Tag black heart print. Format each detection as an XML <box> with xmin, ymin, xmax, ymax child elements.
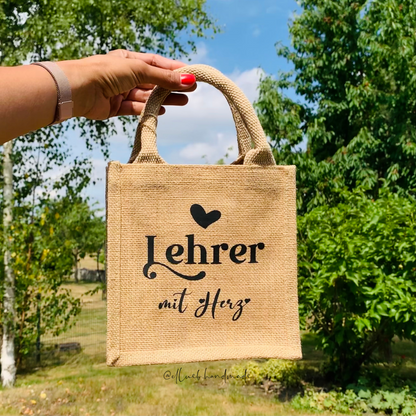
<box><xmin>190</xmin><ymin>204</ymin><xmax>221</xmax><ymax>229</ymax></box>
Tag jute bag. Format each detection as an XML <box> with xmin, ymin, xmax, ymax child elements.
<box><xmin>106</xmin><ymin>64</ymin><xmax>302</xmax><ymax>367</ymax></box>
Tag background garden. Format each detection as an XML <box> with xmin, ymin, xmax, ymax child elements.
<box><xmin>0</xmin><ymin>0</ymin><xmax>415</xmax><ymax>415</ymax></box>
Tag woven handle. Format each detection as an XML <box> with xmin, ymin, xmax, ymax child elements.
<box><xmin>129</xmin><ymin>83</ymin><xmax>253</xmax><ymax>162</ymax></box>
<box><xmin>128</xmin><ymin>64</ymin><xmax>276</xmax><ymax>166</ymax></box>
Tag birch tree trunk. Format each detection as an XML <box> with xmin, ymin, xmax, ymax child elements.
<box><xmin>1</xmin><ymin>140</ymin><xmax>16</xmax><ymax>387</ymax></box>
<box><xmin>73</xmin><ymin>252</ymin><xmax>79</xmax><ymax>282</ymax></box>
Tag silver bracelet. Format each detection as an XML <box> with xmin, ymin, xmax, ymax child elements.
<box><xmin>31</xmin><ymin>61</ymin><xmax>73</xmax><ymax>125</ymax></box>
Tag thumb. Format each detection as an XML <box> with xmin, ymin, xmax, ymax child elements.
<box><xmin>136</xmin><ymin>62</ymin><xmax>196</xmax><ymax>90</ymax></box>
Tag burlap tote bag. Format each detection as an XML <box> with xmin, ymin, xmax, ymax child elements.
<box><xmin>106</xmin><ymin>64</ymin><xmax>302</xmax><ymax>367</ymax></box>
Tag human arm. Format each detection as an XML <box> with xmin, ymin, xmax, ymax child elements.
<box><xmin>0</xmin><ymin>49</ymin><xmax>196</xmax><ymax>144</ymax></box>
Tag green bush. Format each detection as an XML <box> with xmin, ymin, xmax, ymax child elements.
<box><xmin>230</xmin><ymin>359</ymin><xmax>416</xmax><ymax>415</ymax></box>
<box><xmin>230</xmin><ymin>359</ymin><xmax>301</xmax><ymax>388</ymax></box>
<box><xmin>231</xmin><ymin>361</ymin><xmax>263</xmax><ymax>385</ymax></box>
<box><xmin>291</xmin><ymin>385</ymin><xmax>416</xmax><ymax>416</ymax></box>
<box><xmin>298</xmin><ymin>188</ymin><xmax>416</xmax><ymax>384</ymax></box>
<box><xmin>262</xmin><ymin>359</ymin><xmax>302</xmax><ymax>388</ymax></box>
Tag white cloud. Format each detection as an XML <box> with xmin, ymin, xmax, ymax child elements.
<box><xmin>179</xmin><ymin>133</ymin><xmax>238</xmax><ymax>164</ymax></box>
<box><xmin>252</xmin><ymin>28</ymin><xmax>261</xmax><ymax>37</ymax></box>
<box><xmin>153</xmin><ymin>66</ymin><xmax>264</xmax><ymax>164</ymax></box>
<box><xmin>76</xmin><ymin>45</ymin><xmax>266</xmax><ymax>206</ymax></box>
<box><xmin>229</xmin><ymin>67</ymin><xmax>264</xmax><ymax>102</ymax></box>
<box><xmin>84</xmin><ymin>158</ymin><xmax>108</xmax><ymax>203</ymax></box>
<box><xmin>182</xmin><ymin>42</ymin><xmax>213</xmax><ymax>65</ymax></box>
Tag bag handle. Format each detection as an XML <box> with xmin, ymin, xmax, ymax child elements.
<box><xmin>129</xmin><ymin>89</ymin><xmax>253</xmax><ymax>163</ymax></box>
<box><xmin>224</xmin><ymin>95</ymin><xmax>253</xmax><ymax>160</ymax></box>
<box><xmin>128</xmin><ymin>64</ymin><xmax>276</xmax><ymax>166</ymax></box>
<box><xmin>128</xmin><ymin>79</ymin><xmax>253</xmax><ymax>163</ymax></box>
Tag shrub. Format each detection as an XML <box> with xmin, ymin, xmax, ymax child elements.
<box><xmin>298</xmin><ymin>188</ymin><xmax>416</xmax><ymax>384</ymax></box>
<box><xmin>230</xmin><ymin>361</ymin><xmax>264</xmax><ymax>385</ymax></box>
<box><xmin>262</xmin><ymin>359</ymin><xmax>302</xmax><ymax>388</ymax></box>
<box><xmin>230</xmin><ymin>359</ymin><xmax>301</xmax><ymax>388</ymax></box>
<box><xmin>291</xmin><ymin>385</ymin><xmax>416</xmax><ymax>416</ymax></box>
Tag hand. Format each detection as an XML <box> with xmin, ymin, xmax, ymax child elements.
<box><xmin>57</xmin><ymin>49</ymin><xmax>197</xmax><ymax>120</ymax></box>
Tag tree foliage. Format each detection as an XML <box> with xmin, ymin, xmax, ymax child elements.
<box><xmin>0</xmin><ymin>0</ymin><xmax>217</xmax><ymax>64</ymax></box>
<box><xmin>0</xmin><ymin>0</ymin><xmax>217</xmax><ymax>366</ymax></box>
<box><xmin>298</xmin><ymin>188</ymin><xmax>416</xmax><ymax>384</ymax></box>
<box><xmin>10</xmin><ymin>201</ymin><xmax>81</xmax><ymax>363</ymax></box>
<box><xmin>256</xmin><ymin>0</ymin><xmax>416</xmax><ymax>213</ymax></box>
<box><xmin>53</xmin><ymin>198</ymin><xmax>106</xmax><ymax>281</ymax></box>
<box><xmin>0</xmin><ymin>194</ymin><xmax>106</xmax><ymax>362</ymax></box>
<box><xmin>255</xmin><ymin>0</ymin><xmax>416</xmax><ymax>382</ymax></box>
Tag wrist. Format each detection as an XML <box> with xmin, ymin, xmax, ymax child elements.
<box><xmin>56</xmin><ymin>58</ymin><xmax>96</xmax><ymax>118</ymax></box>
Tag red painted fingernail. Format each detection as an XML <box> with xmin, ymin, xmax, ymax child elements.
<box><xmin>180</xmin><ymin>74</ymin><xmax>196</xmax><ymax>85</ymax></box>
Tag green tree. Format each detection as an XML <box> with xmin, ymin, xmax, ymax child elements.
<box><xmin>255</xmin><ymin>0</ymin><xmax>416</xmax><ymax>384</ymax></box>
<box><xmin>6</xmin><ymin>196</ymin><xmax>105</xmax><ymax>367</ymax></box>
<box><xmin>11</xmin><ymin>201</ymin><xmax>82</xmax><ymax>367</ymax></box>
<box><xmin>256</xmin><ymin>0</ymin><xmax>416</xmax><ymax>213</ymax></box>
<box><xmin>298</xmin><ymin>188</ymin><xmax>416</xmax><ymax>384</ymax></box>
<box><xmin>0</xmin><ymin>0</ymin><xmax>217</xmax><ymax>386</ymax></box>
<box><xmin>53</xmin><ymin>199</ymin><xmax>105</xmax><ymax>282</ymax></box>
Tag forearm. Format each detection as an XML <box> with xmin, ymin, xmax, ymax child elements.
<box><xmin>0</xmin><ymin>51</ymin><xmax>196</xmax><ymax>143</ymax></box>
<box><xmin>0</xmin><ymin>65</ymin><xmax>58</xmax><ymax>143</ymax></box>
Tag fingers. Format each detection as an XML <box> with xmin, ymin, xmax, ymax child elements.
<box><xmin>108</xmin><ymin>49</ymin><xmax>187</xmax><ymax>70</ymax></box>
<box><xmin>178</xmin><ymin>83</ymin><xmax>197</xmax><ymax>93</ymax></box>
<box><xmin>136</xmin><ymin>83</ymin><xmax>197</xmax><ymax>93</ymax></box>
<box><xmin>109</xmin><ymin>95</ymin><xmax>124</xmax><ymax>118</ymax></box>
<box><xmin>127</xmin><ymin>59</ymin><xmax>196</xmax><ymax>91</ymax></box>
<box><xmin>127</xmin><ymin>88</ymin><xmax>190</xmax><ymax>106</ymax></box>
<box><xmin>117</xmin><ymin>101</ymin><xmax>166</xmax><ymax>117</ymax></box>
<box><xmin>133</xmin><ymin>52</ymin><xmax>187</xmax><ymax>70</ymax></box>
<box><xmin>162</xmin><ymin>94</ymin><xmax>189</xmax><ymax>106</ymax></box>
<box><xmin>102</xmin><ymin>52</ymin><xmax>197</xmax><ymax>94</ymax></box>
<box><xmin>116</xmin><ymin>91</ymin><xmax>189</xmax><ymax>117</ymax></box>
<box><xmin>90</xmin><ymin>51</ymin><xmax>197</xmax><ymax>120</ymax></box>
<box><xmin>145</xmin><ymin>68</ymin><xmax>196</xmax><ymax>91</ymax></box>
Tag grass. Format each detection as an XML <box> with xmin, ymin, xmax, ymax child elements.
<box><xmin>41</xmin><ymin>282</ymin><xmax>107</xmax><ymax>356</ymax></box>
<box><xmin>1</xmin><ymin>282</ymin><xmax>415</xmax><ymax>416</ymax></box>
<box><xmin>78</xmin><ymin>257</ymin><xmax>105</xmax><ymax>271</ymax></box>
<box><xmin>0</xmin><ymin>356</ymin><xmax>333</xmax><ymax>416</ymax></box>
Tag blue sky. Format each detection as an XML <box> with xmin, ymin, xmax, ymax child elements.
<box><xmin>69</xmin><ymin>0</ymin><xmax>300</xmax><ymax>207</ymax></box>
<box><xmin>195</xmin><ymin>0</ymin><xmax>298</xmax><ymax>75</ymax></box>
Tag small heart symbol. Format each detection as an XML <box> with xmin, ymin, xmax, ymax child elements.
<box><xmin>190</xmin><ymin>204</ymin><xmax>221</xmax><ymax>229</ymax></box>
<box><xmin>244</xmin><ymin>299</ymin><xmax>251</xmax><ymax>304</ymax></box>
